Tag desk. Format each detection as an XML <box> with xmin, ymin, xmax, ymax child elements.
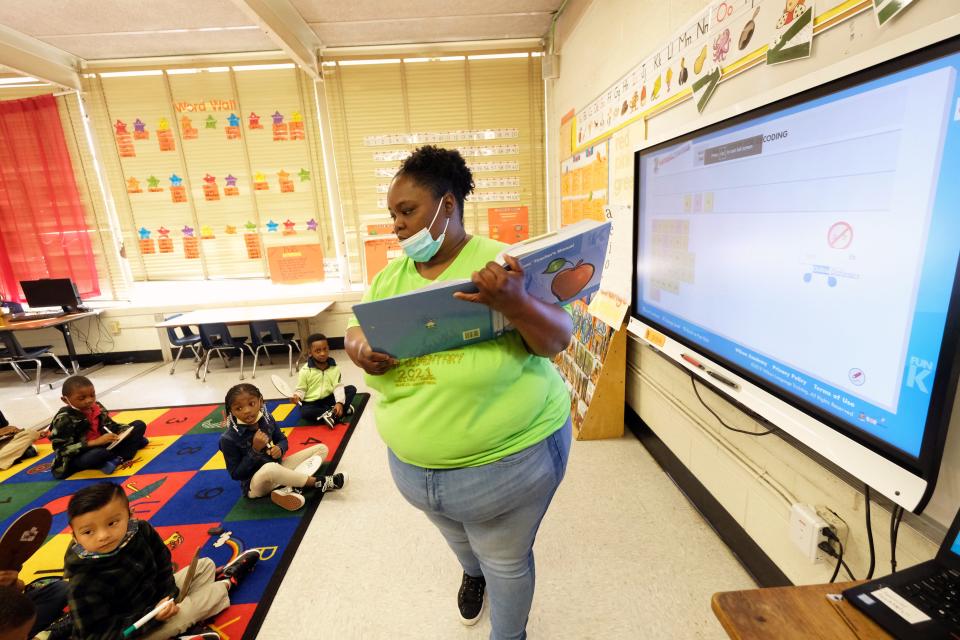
<box><xmin>153</xmin><ymin>302</ymin><xmax>332</xmax><ymax>328</ymax></box>
<box><xmin>712</xmin><ymin>581</ymin><xmax>890</xmax><ymax>639</ymax></box>
<box><xmin>154</xmin><ymin>302</ymin><xmax>332</xmax><ymax>359</ymax></box>
<box><xmin>1</xmin><ymin>310</ymin><xmax>103</xmax><ymax>374</ymax></box>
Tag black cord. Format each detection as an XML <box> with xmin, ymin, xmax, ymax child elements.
<box><xmin>865</xmin><ymin>484</ymin><xmax>876</xmax><ymax>579</ymax></box>
<box><xmin>821</xmin><ymin>538</ymin><xmax>856</xmax><ymax>583</ymax></box>
<box><xmin>828</xmin><ymin>541</ymin><xmax>843</xmax><ymax>583</ymax></box>
<box><xmin>690</xmin><ymin>377</ymin><xmax>777</xmax><ymax>436</ymax></box>
<box><xmin>890</xmin><ymin>505</ymin><xmax>904</xmax><ymax>574</ymax></box>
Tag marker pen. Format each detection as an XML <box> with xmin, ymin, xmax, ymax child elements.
<box><xmin>681</xmin><ymin>353</ymin><xmax>706</xmax><ymax>370</ymax></box>
<box><xmin>707</xmin><ymin>369</ymin><xmax>740</xmax><ymax>391</ymax></box>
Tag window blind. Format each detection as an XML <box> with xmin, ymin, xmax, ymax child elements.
<box><xmin>89</xmin><ymin>66</ymin><xmax>331</xmax><ymax>281</ymax></box>
<box><xmin>323</xmin><ymin>53</ymin><xmax>545</xmax><ymax>284</ymax></box>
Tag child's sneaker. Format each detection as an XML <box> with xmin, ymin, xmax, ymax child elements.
<box><xmin>177</xmin><ymin>623</ymin><xmax>221</xmax><ymax>639</ymax></box>
<box><xmin>317</xmin><ymin>472</ymin><xmax>347</xmax><ymax>493</ymax></box>
<box><xmin>271</xmin><ymin>486</ymin><xmax>305</xmax><ymax>511</ymax></box>
<box><xmin>215</xmin><ymin>549</ymin><xmax>260</xmax><ymax>588</ymax></box>
<box><xmin>99</xmin><ymin>456</ymin><xmax>122</xmax><ymax>475</ymax></box>
<box><xmin>319</xmin><ymin>408</ymin><xmax>337</xmax><ymax>428</ymax></box>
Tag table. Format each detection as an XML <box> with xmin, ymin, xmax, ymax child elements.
<box><xmin>712</xmin><ymin>581</ymin><xmax>891</xmax><ymax>639</ymax></box>
<box><xmin>1</xmin><ymin>310</ymin><xmax>103</xmax><ymax>375</ymax></box>
<box><xmin>154</xmin><ymin>301</ymin><xmax>332</xmax><ymax>333</ymax></box>
<box><xmin>155</xmin><ymin>301</ymin><xmax>333</xmax><ymax>380</ymax></box>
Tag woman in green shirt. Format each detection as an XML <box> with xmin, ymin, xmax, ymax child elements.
<box><xmin>346</xmin><ymin>146</ymin><xmax>572</xmax><ymax>640</ymax></box>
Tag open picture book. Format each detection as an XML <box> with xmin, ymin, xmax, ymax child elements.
<box><xmin>353</xmin><ymin>219</ymin><xmax>611</xmax><ymax>359</ymax></box>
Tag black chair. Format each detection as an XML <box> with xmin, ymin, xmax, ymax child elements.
<box><xmin>0</xmin><ymin>331</ymin><xmax>70</xmax><ymax>394</ymax></box>
<box><xmin>164</xmin><ymin>314</ymin><xmax>202</xmax><ymax>375</ymax></box>
<box><xmin>196</xmin><ymin>323</ymin><xmax>249</xmax><ymax>382</ymax></box>
<box><xmin>248</xmin><ymin>320</ymin><xmax>300</xmax><ymax>378</ymax></box>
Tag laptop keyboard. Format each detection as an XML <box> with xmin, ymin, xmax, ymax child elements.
<box><xmin>901</xmin><ymin>568</ymin><xmax>960</xmax><ymax>627</ymax></box>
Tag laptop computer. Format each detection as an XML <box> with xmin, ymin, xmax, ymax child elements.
<box><xmin>843</xmin><ymin>507</ymin><xmax>960</xmax><ymax>639</ymax></box>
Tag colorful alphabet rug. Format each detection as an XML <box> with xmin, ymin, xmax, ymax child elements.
<box><xmin>0</xmin><ymin>394</ymin><xmax>368</xmax><ymax>640</ymax></box>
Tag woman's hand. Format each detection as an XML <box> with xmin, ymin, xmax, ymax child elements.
<box><xmin>252</xmin><ymin>430</ymin><xmax>270</xmax><ymax>453</ymax></box>
<box><xmin>346</xmin><ymin>326</ymin><xmax>397</xmax><ymax>376</ymax></box>
<box><xmin>268</xmin><ymin>445</ymin><xmax>282</xmax><ymax>459</ymax></box>
<box><xmin>455</xmin><ymin>254</ymin><xmax>573</xmax><ymax>357</ymax></box>
<box><xmin>357</xmin><ymin>342</ymin><xmax>397</xmax><ymax>376</ymax></box>
<box><xmin>454</xmin><ymin>254</ymin><xmax>528</xmax><ymax>316</ymax></box>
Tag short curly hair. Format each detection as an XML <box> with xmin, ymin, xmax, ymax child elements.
<box><xmin>397</xmin><ymin>145</ymin><xmax>475</xmax><ymax>216</ymax></box>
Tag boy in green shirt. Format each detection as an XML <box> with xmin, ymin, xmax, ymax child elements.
<box><xmin>292</xmin><ymin>334</ymin><xmax>356</xmax><ymax>427</ymax></box>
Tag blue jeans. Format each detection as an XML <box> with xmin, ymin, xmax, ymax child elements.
<box><xmin>388</xmin><ymin>419</ymin><xmax>572</xmax><ymax>640</ymax></box>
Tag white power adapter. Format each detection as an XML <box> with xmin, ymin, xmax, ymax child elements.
<box><xmin>789</xmin><ymin>503</ymin><xmax>830</xmax><ymax>562</ymax></box>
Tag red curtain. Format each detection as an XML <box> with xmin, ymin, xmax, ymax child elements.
<box><xmin>0</xmin><ymin>94</ymin><xmax>100</xmax><ymax>303</ymax></box>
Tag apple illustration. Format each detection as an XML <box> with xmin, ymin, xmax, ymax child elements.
<box><xmin>547</xmin><ymin>258</ymin><xmax>595</xmax><ymax>301</ymax></box>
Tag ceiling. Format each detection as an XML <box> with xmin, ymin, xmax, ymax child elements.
<box><xmin>0</xmin><ymin>0</ymin><xmax>562</xmax><ymax>62</ymax></box>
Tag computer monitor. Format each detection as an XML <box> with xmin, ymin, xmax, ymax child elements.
<box><xmin>19</xmin><ymin>278</ymin><xmax>83</xmax><ymax>312</ymax></box>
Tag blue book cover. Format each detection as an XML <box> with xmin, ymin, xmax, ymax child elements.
<box><xmin>352</xmin><ymin>280</ymin><xmax>507</xmax><ymax>359</ymax></box>
<box><xmin>504</xmin><ymin>220</ymin><xmax>611</xmax><ymax>306</ymax></box>
<box><xmin>354</xmin><ymin>220</ymin><xmax>611</xmax><ymax>359</ymax></box>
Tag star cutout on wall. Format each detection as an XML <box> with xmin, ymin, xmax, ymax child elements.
<box><xmin>137</xmin><ymin>227</ymin><xmax>151</xmax><ymax>239</ymax></box>
<box><xmin>225</xmin><ymin>174</ymin><xmax>238</xmax><ymax>186</ymax></box>
<box><xmin>298</xmin><ymin>168</ymin><xmax>310</xmax><ymax>182</ymax></box>
<box><xmin>146</xmin><ymin>175</ymin><xmax>160</xmax><ymax>189</ymax></box>
<box><xmin>271</xmin><ymin>111</ymin><xmax>284</xmax><ymax>125</ymax></box>
<box><xmin>244</xmin><ymin>221</ymin><xmax>257</xmax><ymax>231</ymax></box>
<box><xmin>227</xmin><ymin>113</ymin><xmax>240</xmax><ymax>127</ymax></box>
<box><xmin>225</xmin><ymin>225</ymin><xmax>237</xmax><ymax>234</ymax></box>
<box><xmin>306</xmin><ymin>218</ymin><xmax>318</xmax><ymax>231</ymax></box>
<box><xmin>266</xmin><ymin>220</ymin><xmax>279</xmax><ymax>232</ymax></box>
<box><xmin>169</xmin><ymin>174</ymin><xmax>183</xmax><ymax>186</ymax></box>
<box><xmin>158</xmin><ymin>226</ymin><xmax>171</xmax><ymax>237</ymax></box>
<box><xmin>182</xmin><ymin>225</ymin><xmax>195</xmax><ymax>237</ymax></box>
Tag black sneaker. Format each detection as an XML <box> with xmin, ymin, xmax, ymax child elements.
<box><xmin>317</xmin><ymin>472</ymin><xmax>347</xmax><ymax>493</ymax></box>
<box><xmin>458</xmin><ymin>572</ymin><xmax>485</xmax><ymax>626</ymax></box>
<box><xmin>12</xmin><ymin>445</ymin><xmax>37</xmax><ymax>464</ymax></box>
<box><xmin>177</xmin><ymin>624</ymin><xmax>221</xmax><ymax>640</ymax></box>
<box><xmin>319</xmin><ymin>408</ymin><xmax>337</xmax><ymax>428</ymax></box>
<box><xmin>216</xmin><ymin>549</ymin><xmax>260</xmax><ymax>588</ymax></box>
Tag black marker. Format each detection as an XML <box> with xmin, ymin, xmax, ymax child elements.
<box><xmin>707</xmin><ymin>369</ymin><xmax>740</xmax><ymax>391</ymax></box>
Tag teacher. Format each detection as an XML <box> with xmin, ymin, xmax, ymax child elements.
<box><xmin>345</xmin><ymin>145</ymin><xmax>573</xmax><ymax>640</ymax></box>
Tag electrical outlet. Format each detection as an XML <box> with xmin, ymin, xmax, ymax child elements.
<box><xmin>109</xmin><ymin>320</ymin><xmax>121</xmax><ymax>335</ymax></box>
<box><xmin>790</xmin><ymin>503</ymin><xmax>830</xmax><ymax>562</ymax></box>
<box><xmin>816</xmin><ymin>505</ymin><xmax>850</xmax><ymax>548</ymax></box>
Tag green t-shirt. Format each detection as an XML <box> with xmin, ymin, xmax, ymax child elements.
<box><xmin>348</xmin><ymin>235</ymin><xmax>571</xmax><ymax>468</ymax></box>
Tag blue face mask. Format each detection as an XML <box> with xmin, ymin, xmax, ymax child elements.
<box><xmin>400</xmin><ymin>197</ymin><xmax>448</xmax><ymax>262</ymax></box>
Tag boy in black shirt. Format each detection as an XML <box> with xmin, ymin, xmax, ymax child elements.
<box><xmin>64</xmin><ymin>482</ymin><xmax>258</xmax><ymax>640</ymax></box>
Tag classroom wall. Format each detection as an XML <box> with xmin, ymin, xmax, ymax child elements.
<box><xmin>548</xmin><ymin>0</ymin><xmax>960</xmax><ymax>585</ymax></box>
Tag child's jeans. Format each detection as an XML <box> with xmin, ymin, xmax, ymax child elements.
<box><xmin>247</xmin><ymin>443</ymin><xmax>329</xmax><ymax>498</ymax></box>
<box><xmin>61</xmin><ymin>421</ymin><xmax>148</xmax><ymax>477</ymax></box>
<box><xmin>300</xmin><ymin>385</ymin><xmax>357</xmax><ymax>423</ymax></box>
<box><xmin>141</xmin><ymin>558</ymin><xmax>230</xmax><ymax>640</ymax></box>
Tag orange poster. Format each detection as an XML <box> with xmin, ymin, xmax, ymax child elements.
<box><xmin>183</xmin><ymin>237</ymin><xmax>200</xmax><ymax>259</ymax></box>
<box><xmin>244</xmin><ymin>233</ymin><xmax>261</xmax><ymax>259</ymax></box>
<box><xmin>267</xmin><ymin>244</ymin><xmax>324</xmax><ymax>284</ymax></box>
<box><xmin>487</xmin><ymin>206</ymin><xmax>529</xmax><ymax>244</ymax></box>
<box><xmin>363</xmin><ymin>236</ymin><xmax>402</xmax><ymax>284</ymax></box>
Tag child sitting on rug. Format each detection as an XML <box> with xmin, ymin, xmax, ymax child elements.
<box><xmin>220</xmin><ymin>383</ymin><xmax>347</xmax><ymax>512</ymax></box>
<box><xmin>64</xmin><ymin>482</ymin><xmax>259</xmax><ymax>640</ymax></box>
<box><xmin>291</xmin><ymin>333</ymin><xmax>357</xmax><ymax>428</ymax></box>
<box><xmin>49</xmin><ymin>376</ymin><xmax>150</xmax><ymax>479</ymax></box>
<box><xmin>0</xmin><ymin>409</ymin><xmax>45</xmax><ymax>471</ymax></box>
